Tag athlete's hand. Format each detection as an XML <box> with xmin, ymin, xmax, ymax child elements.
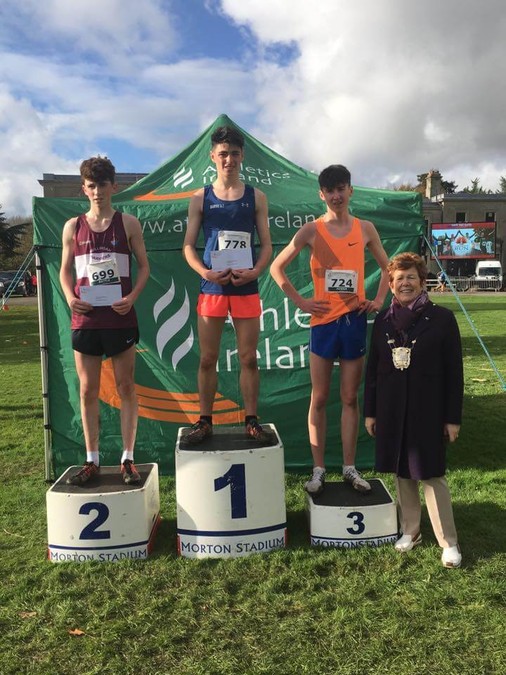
<box><xmin>298</xmin><ymin>298</ymin><xmax>330</xmax><ymax>317</ymax></box>
<box><xmin>112</xmin><ymin>296</ymin><xmax>134</xmax><ymax>315</ymax></box>
<box><xmin>230</xmin><ymin>268</ymin><xmax>258</xmax><ymax>286</ymax></box>
<box><xmin>358</xmin><ymin>298</ymin><xmax>382</xmax><ymax>315</ymax></box>
<box><xmin>204</xmin><ymin>269</ymin><xmax>232</xmax><ymax>286</ymax></box>
<box><xmin>69</xmin><ymin>297</ymin><xmax>93</xmax><ymax>315</ymax></box>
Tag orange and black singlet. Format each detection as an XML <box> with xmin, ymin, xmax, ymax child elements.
<box><xmin>309</xmin><ymin>216</ymin><xmax>365</xmax><ymax>327</ymax></box>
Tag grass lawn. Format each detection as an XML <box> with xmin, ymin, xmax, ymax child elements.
<box><xmin>0</xmin><ymin>297</ymin><xmax>505</xmax><ymax>675</ymax></box>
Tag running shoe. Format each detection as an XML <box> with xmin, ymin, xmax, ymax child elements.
<box><xmin>245</xmin><ymin>418</ymin><xmax>275</xmax><ymax>443</ymax></box>
<box><xmin>121</xmin><ymin>459</ymin><xmax>141</xmax><ymax>485</ymax></box>
<box><xmin>343</xmin><ymin>467</ymin><xmax>371</xmax><ymax>493</ymax></box>
<box><xmin>66</xmin><ymin>462</ymin><xmax>100</xmax><ymax>486</ymax></box>
<box><xmin>184</xmin><ymin>419</ymin><xmax>213</xmax><ymax>444</ymax></box>
<box><xmin>305</xmin><ymin>466</ymin><xmax>326</xmax><ymax>495</ymax></box>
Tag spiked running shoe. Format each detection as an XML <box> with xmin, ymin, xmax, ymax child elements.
<box><xmin>343</xmin><ymin>466</ymin><xmax>371</xmax><ymax>493</ymax></box>
<box><xmin>121</xmin><ymin>459</ymin><xmax>141</xmax><ymax>485</ymax></box>
<box><xmin>184</xmin><ymin>419</ymin><xmax>213</xmax><ymax>444</ymax></box>
<box><xmin>305</xmin><ymin>466</ymin><xmax>326</xmax><ymax>495</ymax></box>
<box><xmin>246</xmin><ymin>418</ymin><xmax>275</xmax><ymax>443</ymax></box>
<box><xmin>66</xmin><ymin>462</ymin><xmax>100</xmax><ymax>486</ymax></box>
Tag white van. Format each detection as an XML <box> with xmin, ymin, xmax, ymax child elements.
<box><xmin>474</xmin><ymin>260</ymin><xmax>503</xmax><ymax>290</ymax></box>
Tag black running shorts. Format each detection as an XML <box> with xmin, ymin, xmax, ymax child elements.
<box><xmin>71</xmin><ymin>327</ymin><xmax>139</xmax><ymax>357</ymax></box>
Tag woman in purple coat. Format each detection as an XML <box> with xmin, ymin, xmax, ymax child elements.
<box><xmin>364</xmin><ymin>253</ymin><xmax>463</xmax><ymax>568</ymax></box>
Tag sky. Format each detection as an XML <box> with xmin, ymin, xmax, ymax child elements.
<box><xmin>1</xmin><ymin>0</ymin><xmax>506</xmax><ymax>216</ymax></box>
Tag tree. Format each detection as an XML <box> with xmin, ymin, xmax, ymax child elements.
<box><xmin>496</xmin><ymin>176</ymin><xmax>506</xmax><ymax>194</ymax></box>
<box><xmin>0</xmin><ymin>207</ymin><xmax>26</xmax><ymax>257</ymax></box>
<box><xmin>0</xmin><ymin>209</ymin><xmax>31</xmax><ymax>269</ymax></box>
<box><xmin>392</xmin><ymin>183</ymin><xmax>419</xmax><ymax>192</ymax></box>
<box><xmin>462</xmin><ymin>178</ymin><xmax>492</xmax><ymax>194</ymax></box>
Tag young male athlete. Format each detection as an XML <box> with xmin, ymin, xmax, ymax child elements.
<box><xmin>270</xmin><ymin>164</ymin><xmax>389</xmax><ymax>493</ymax></box>
<box><xmin>183</xmin><ymin>125</ymin><xmax>273</xmax><ymax>443</ymax></box>
<box><xmin>60</xmin><ymin>157</ymin><xmax>150</xmax><ymax>485</ymax></box>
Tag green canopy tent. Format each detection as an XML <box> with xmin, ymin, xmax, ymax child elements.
<box><xmin>33</xmin><ymin>113</ymin><xmax>424</xmax><ymax>478</ymax></box>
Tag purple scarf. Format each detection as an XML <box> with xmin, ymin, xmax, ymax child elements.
<box><xmin>384</xmin><ymin>290</ymin><xmax>430</xmax><ymax>342</ymax></box>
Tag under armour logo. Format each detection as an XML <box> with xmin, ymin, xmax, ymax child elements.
<box><xmin>241</xmin><ymin>202</ymin><xmax>250</xmax><ymax>208</ymax></box>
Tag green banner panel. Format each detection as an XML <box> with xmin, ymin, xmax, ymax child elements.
<box><xmin>33</xmin><ymin>114</ymin><xmax>424</xmax><ymax>477</ymax></box>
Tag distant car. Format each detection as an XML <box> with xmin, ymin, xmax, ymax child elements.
<box><xmin>0</xmin><ymin>271</ymin><xmax>28</xmax><ymax>296</ymax></box>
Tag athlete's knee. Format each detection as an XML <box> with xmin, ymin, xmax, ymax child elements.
<box><xmin>199</xmin><ymin>352</ymin><xmax>219</xmax><ymax>371</ymax></box>
<box><xmin>341</xmin><ymin>390</ymin><xmax>359</xmax><ymax>408</ymax></box>
<box><xmin>310</xmin><ymin>389</ymin><xmax>329</xmax><ymax>411</ymax></box>
<box><xmin>238</xmin><ymin>350</ymin><xmax>258</xmax><ymax>371</ymax></box>
<box><xmin>116</xmin><ymin>378</ymin><xmax>136</xmax><ymax>401</ymax></box>
<box><xmin>79</xmin><ymin>382</ymin><xmax>100</xmax><ymax>404</ymax></box>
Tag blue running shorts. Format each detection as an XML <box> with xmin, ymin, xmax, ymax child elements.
<box><xmin>309</xmin><ymin>310</ymin><xmax>367</xmax><ymax>360</ymax></box>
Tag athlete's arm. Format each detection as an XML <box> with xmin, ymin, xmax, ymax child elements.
<box><xmin>59</xmin><ymin>217</ymin><xmax>93</xmax><ymax>315</ymax></box>
<box><xmin>112</xmin><ymin>214</ymin><xmax>150</xmax><ymax>315</ymax></box>
<box><xmin>359</xmin><ymin>220</ymin><xmax>389</xmax><ymax>314</ymax></box>
<box><xmin>270</xmin><ymin>222</ymin><xmax>330</xmax><ymax>317</ymax></box>
<box><xmin>230</xmin><ymin>188</ymin><xmax>272</xmax><ymax>286</ymax></box>
<box><xmin>183</xmin><ymin>189</ymin><xmax>232</xmax><ymax>286</ymax></box>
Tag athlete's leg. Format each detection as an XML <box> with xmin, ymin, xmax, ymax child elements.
<box><xmin>308</xmin><ymin>352</ymin><xmax>334</xmax><ymax>468</ymax></box>
<box><xmin>74</xmin><ymin>351</ymin><xmax>102</xmax><ymax>454</ymax></box>
<box><xmin>233</xmin><ymin>317</ymin><xmax>261</xmax><ymax>415</ymax></box>
<box><xmin>111</xmin><ymin>344</ymin><xmax>138</xmax><ymax>453</ymax></box>
<box><xmin>339</xmin><ymin>356</ymin><xmax>364</xmax><ymax>465</ymax></box>
<box><xmin>197</xmin><ymin>315</ymin><xmax>226</xmax><ymax>415</ymax></box>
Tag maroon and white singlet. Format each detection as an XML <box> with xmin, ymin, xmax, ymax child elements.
<box><xmin>71</xmin><ymin>211</ymin><xmax>138</xmax><ymax>330</ymax></box>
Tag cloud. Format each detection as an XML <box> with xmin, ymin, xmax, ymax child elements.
<box><xmin>2</xmin><ymin>0</ymin><xmax>506</xmax><ymax>216</ymax></box>
<box><xmin>219</xmin><ymin>0</ymin><xmax>506</xmax><ymax>191</ymax></box>
<box><xmin>0</xmin><ymin>0</ymin><xmax>177</xmax><ymax>71</ymax></box>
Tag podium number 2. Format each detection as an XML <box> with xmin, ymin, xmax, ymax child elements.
<box><xmin>346</xmin><ymin>511</ymin><xmax>365</xmax><ymax>535</ymax></box>
<box><xmin>214</xmin><ymin>464</ymin><xmax>247</xmax><ymax>519</ymax></box>
<box><xmin>79</xmin><ymin>502</ymin><xmax>111</xmax><ymax>540</ymax></box>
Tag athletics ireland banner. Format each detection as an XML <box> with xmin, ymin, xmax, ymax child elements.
<box><xmin>33</xmin><ymin>114</ymin><xmax>424</xmax><ymax>477</ymax></box>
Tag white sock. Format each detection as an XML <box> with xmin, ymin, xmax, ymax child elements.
<box><xmin>86</xmin><ymin>451</ymin><xmax>99</xmax><ymax>466</ymax></box>
<box><xmin>121</xmin><ymin>450</ymin><xmax>134</xmax><ymax>463</ymax></box>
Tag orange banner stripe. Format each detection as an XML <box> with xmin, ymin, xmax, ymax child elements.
<box><xmin>133</xmin><ymin>189</ymin><xmax>198</xmax><ymax>202</ymax></box>
<box><xmin>137</xmin><ymin>396</ymin><xmax>241</xmax><ymax>413</ymax></box>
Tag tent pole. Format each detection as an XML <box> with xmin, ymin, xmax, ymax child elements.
<box><xmin>35</xmin><ymin>251</ymin><xmax>53</xmax><ymax>481</ymax></box>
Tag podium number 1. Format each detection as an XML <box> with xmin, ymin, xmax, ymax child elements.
<box><xmin>214</xmin><ymin>464</ymin><xmax>247</xmax><ymax>519</ymax></box>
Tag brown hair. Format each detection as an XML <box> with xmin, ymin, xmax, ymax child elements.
<box><xmin>387</xmin><ymin>252</ymin><xmax>428</xmax><ymax>283</ymax></box>
<box><xmin>80</xmin><ymin>156</ymin><xmax>115</xmax><ymax>184</ymax></box>
<box><xmin>211</xmin><ymin>126</ymin><xmax>244</xmax><ymax>149</ymax></box>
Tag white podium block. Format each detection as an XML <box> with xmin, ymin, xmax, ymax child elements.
<box><xmin>46</xmin><ymin>463</ymin><xmax>161</xmax><ymax>562</ymax></box>
<box><xmin>307</xmin><ymin>479</ymin><xmax>398</xmax><ymax>548</ymax></box>
<box><xmin>176</xmin><ymin>424</ymin><xmax>287</xmax><ymax>559</ymax></box>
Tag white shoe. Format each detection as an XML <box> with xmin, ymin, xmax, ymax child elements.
<box><xmin>305</xmin><ymin>467</ymin><xmax>326</xmax><ymax>495</ymax></box>
<box><xmin>343</xmin><ymin>466</ymin><xmax>371</xmax><ymax>493</ymax></box>
<box><xmin>394</xmin><ymin>532</ymin><xmax>422</xmax><ymax>552</ymax></box>
<box><xmin>441</xmin><ymin>546</ymin><xmax>462</xmax><ymax>568</ymax></box>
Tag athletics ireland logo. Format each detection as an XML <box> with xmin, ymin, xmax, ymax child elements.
<box><xmin>153</xmin><ymin>279</ymin><xmax>194</xmax><ymax>369</ymax></box>
<box><xmin>173</xmin><ymin>165</ymin><xmax>194</xmax><ymax>190</ymax></box>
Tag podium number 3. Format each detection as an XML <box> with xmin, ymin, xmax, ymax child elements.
<box><xmin>346</xmin><ymin>511</ymin><xmax>365</xmax><ymax>535</ymax></box>
<box><xmin>79</xmin><ymin>502</ymin><xmax>111</xmax><ymax>540</ymax></box>
<box><xmin>214</xmin><ymin>464</ymin><xmax>247</xmax><ymax>519</ymax></box>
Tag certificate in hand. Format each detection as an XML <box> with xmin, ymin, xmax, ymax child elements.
<box><xmin>80</xmin><ymin>284</ymin><xmax>123</xmax><ymax>307</ymax></box>
<box><xmin>211</xmin><ymin>248</ymin><xmax>253</xmax><ymax>271</ymax></box>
